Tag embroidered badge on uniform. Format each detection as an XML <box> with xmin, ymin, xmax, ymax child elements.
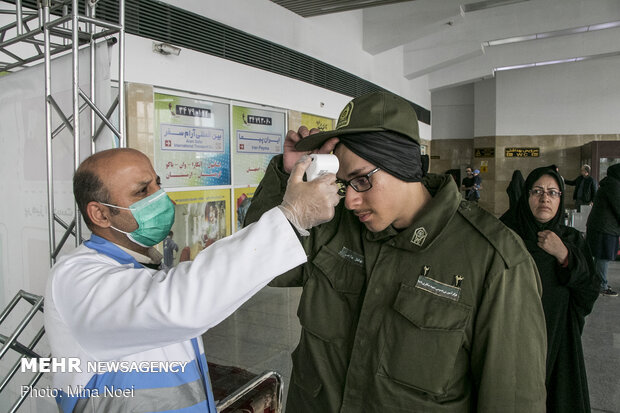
<box><xmin>459</xmin><ymin>201</ymin><xmax>471</xmax><ymax>211</ymax></box>
<box><xmin>411</xmin><ymin>227</ymin><xmax>428</xmax><ymax>246</ymax></box>
<box><xmin>338</xmin><ymin>246</ymin><xmax>364</xmax><ymax>266</ymax></box>
<box><xmin>415</xmin><ymin>266</ymin><xmax>461</xmax><ymax>301</ymax></box>
<box><xmin>336</xmin><ymin>101</ymin><xmax>354</xmax><ymax>129</ymax></box>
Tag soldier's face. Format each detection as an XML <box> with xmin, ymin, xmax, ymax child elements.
<box><xmin>334</xmin><ymin>145</ymin><xmax>413</xmax><ymax>232</ymax></box>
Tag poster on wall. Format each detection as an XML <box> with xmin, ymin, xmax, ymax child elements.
<box><xmin>232</xmin><ymin>105</ymin><xmax>285</xmax><ymax>185</ymax></box>
<box><xmin>234</xmin><ymin>186</ymin><xmax>256</xmax><ymax>232</ymax></box>
<box><xmin>163</xmin><ymin>189</ymin><xmax>231</xmax><ymax>266</ymax></box>
<box><xmin>154</xmin><ymin>92</ymin><xmax>231</xmax><ymax>187</ymax></box>
<box><xmin>301</xmin><ymin>113</ymin><xmax>334</xmax><ymax>132</ymax></box>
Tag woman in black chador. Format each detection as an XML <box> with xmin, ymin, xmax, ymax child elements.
<box><xmin>500</xmin><ymin>165</ymin><xmax>600</xmax><ymax>413</ymax></box>
<box><xmin>506</xmin><ymin>169</ymin><xmax>525</xmax><ymax>210</ymax></box>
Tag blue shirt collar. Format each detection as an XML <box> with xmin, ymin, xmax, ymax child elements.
<box><xmin>84</xmin><ymin>234</ymin><xmax>144</xmax><ymax>269</ymax></box>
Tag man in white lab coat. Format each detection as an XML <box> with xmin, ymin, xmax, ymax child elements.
<box><xmin>44</xmin><ymin>148</ymin><xmax>339</xmax><ymax>413</ymax></box>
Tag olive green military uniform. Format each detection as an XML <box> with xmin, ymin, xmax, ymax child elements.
<box><xmin>245</xmin><ymin>155</ymin><xmax>547</xmax><ymax>413</ymax></box>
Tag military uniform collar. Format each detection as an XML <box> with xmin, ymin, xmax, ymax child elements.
<box><xmin>364</xmin><ymin>173</ymin><xmax>461</xmax><ymax>250</ymax></box>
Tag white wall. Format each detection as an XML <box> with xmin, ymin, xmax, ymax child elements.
<box><xmin>434</xmin><ymin>55</ymin><xmax>620</xmax><ymax>139</ymax></box>
<box><xmin>431</xmin><ymin>84</ymin><xmax>474</xmax><ymax>140</ymax></box>
<box><xmin>496</xmin><ymin>56</ymin><xmax>620</xmax><ymax>135</ymax></box>
<box><xmin>474</xmin><ymin>78</ymin><xmax>497</xmax><ymax>137</ymax></box>
<box><xmin>115</xmin><ymin>35</ymin><xmax>350</xmax><ymax>121</ymax></box>
<box><xmin>110</xmin><ymin>0</ymin><xmax>432</xmax><ymax>140</ymax></box>
<box><xmin>159</xmin><ymin>0</ymin><xmax>371</xmax><ymax>85</ymax></box>
<box><xmin>164</xmin><ymin>0</ymin><xmax>372</xmax><ymax>78</ymax></box>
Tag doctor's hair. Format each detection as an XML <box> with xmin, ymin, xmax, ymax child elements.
<box><xmin>73</xmin><ymin>167</ymin><xmax>118</xmax><ymax>229</ymax></box>
<box><xmin>582</xmin><ymin>164</ymin><xmax>591</xmax><ymax>174</ymax></box>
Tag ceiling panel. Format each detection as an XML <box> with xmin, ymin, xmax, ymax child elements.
<box><xmin>269</xmin><ymin>0</ymin><xmax>416</xmax><ymax>17</ymax></box>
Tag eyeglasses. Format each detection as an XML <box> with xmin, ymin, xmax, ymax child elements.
<box><xmin>336</xmin><ymin>167</ymin><xmax>380</xmax><ymax>196</ymax></box>
<box><xmin>529</xmin><ymin>188</ymin><xmax>562</xmax><ymax>199</ymax></box>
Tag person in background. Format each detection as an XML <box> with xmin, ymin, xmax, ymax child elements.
<box><xmin>203</xmin><ymin>202</ymin><xmax>222</xmax><ymax>249</ymax></box>
<box><xmin>236</xmin><ymin>193</ymin><xmax>252</xmax><ymax>230</ymax></box>
<box><xmin>550</xmin><ymin>164</ymin><xmax>565</xmax><ymax>185</ymax></box>
<box><xmin>501</xmin><ymin>165</ymin><xmax>600</xmax><ymax>413</ymax></box>
<box><xmin>245</xmin><ymin>91</ymin><xmax>547</xmax><ymax>412</ymax></box>
<box><xmin>461</xmin><ymin>166</ymin><xmax>475</xmax><ymax>200</ymax></box>
<box><xmin>462</xmin><ymin>167</ymin><xmax>481</xmax><ymax>202</ymax></box>
<box><xmin>44</xmin><ymin>148</ymin><xmax>340</xmax><ymax>413</ymax></box>
<box><xmin>471</xmin><ymin>169</ymin><xmax>482</xmax><ymax>201</ymax></box>
<box><xmin>420</xmin><ymin>153</ymin><xmax>429</xmax><ymax>175</ymax></box>
<box><xmin>586</xmin><ymin>163</ymin><xmax>620</xmax><ymax>297</ymax></box>
<box><xmin>565</xmin><ymin>164</ymin><xmax>597</xmax><ymax>210</ymax></box>
<box><xmin>162</xmin><ymin>230</ymin><xmax>178</xmax><ymax>269</ymax></box>
<box><xmin>506</xmin><ymin>169</ymin><xmax>525</xmax><ymax>210</ymax></box>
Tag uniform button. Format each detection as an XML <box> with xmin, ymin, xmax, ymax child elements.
<box><xmin>375</xmin><ymin>288</ymin><xmax>381</xmax><ymax>295</ymax></box>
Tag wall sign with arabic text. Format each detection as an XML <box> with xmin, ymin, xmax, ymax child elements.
<box><xmin>475</xmin><ymin>147</ymin><xmax>495</xmax><ymax>158</ymax></box>
<box><xmin>154</xmin><ymin>93</ymin><xmax>230</xmax><ymax>187</ymax></box>
<box><xmin>160</xmin><ymin>124</ymin><xmax>224</xmax><ymax>152</ymax></box>
<box><xmin>505</xmin><ymin>147</ymin><xmax>540</xmax><ymax>158</ymax></box>
<box><xmin>233</xmin><ymin>105</ymin><xmax>285</xmax><ymax>185</ymax></box>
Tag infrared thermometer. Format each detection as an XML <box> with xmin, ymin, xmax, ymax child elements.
<box><xmin>305</xmin><ymin>154</ymin><xmax>340</xmax><ymax>181</ymax></box>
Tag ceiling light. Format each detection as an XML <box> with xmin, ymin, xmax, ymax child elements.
<box><xmin>484</xmin><ymin>20</ymin><xmax>620</xmax><ymax>47</ymax></box>
<box><xmin>461</xmin><ymin>0</ymin><xmax>530</xmax><ymax>14</ymax></box>
<box><xmin>494</xmin><ymin>50</ymin><xmax>620</xmax><ymax>72</ymax></box>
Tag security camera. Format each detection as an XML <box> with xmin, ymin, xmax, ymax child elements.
<box><xmin>152</xmin><ymin>42</ymin><xmax>181</xmax><ymax>56</ymax></box>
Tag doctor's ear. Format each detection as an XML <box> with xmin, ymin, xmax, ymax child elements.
<box><xmin>86</xmin><ymin>201</ymin><xmax>112</xmax><ymax>228</ymax></box>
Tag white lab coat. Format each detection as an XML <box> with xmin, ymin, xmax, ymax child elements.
<box><xmin>44</xmin><ymin>207</ymin><xmax>306</xmax><ymax>412</ymax></box>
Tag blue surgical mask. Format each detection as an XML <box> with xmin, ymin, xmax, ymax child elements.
<box><xmin>100</xmin><ymin>189</ymin><xmax>175</xmax><ymax>247</ymax></box>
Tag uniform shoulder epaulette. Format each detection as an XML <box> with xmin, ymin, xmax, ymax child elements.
<box><xmin>457</xmin><ymin>200</ymin><xmax>530</xmax><ymax>269</ymax></box>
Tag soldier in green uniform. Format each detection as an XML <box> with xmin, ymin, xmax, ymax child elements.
<box><xmin>245</xmin><ymin>91</ymin><xmax>547</xmax><ymax>412</ymax></box>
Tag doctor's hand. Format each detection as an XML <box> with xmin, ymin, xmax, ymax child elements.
<box><xmin>278</xmin><ymin>156</ymin><xmax>340</xmax><ymax>235</ymax></box>
<box><xmin>283</xmin><ymin>126</ymin><xmax>339</xmax><ymax>174</ymax></box>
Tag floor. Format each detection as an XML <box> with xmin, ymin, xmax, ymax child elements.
<box><xmin>203</xmin><ymin>261</ymin><xmax>620</xmax><ymax>412</ymax></box>
<box><xmin>585</xmin><ymin>261</ymin><xmax>620</xmax><ymax>413</ymax></box>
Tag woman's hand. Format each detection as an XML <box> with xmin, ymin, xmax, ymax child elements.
<box><xmin>537</xmin><ymin>230</ymin><xmax>569</xmax><ymax>264</ymax></box>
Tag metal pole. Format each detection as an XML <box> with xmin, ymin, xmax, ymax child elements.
<box><xmin>63</xmin><ymin>2</ymin><xmax>68</xmax><ymax>46</ymax></box>
<box><xmin>118</xmin><ymin>0</ymin><xmax>125</xmax><ymax>148</ymax></box>
<box><xmin>15</xmin><ymin>0</ymin><xmax>23</xmax><ymax>35</ymax></box>
<box><xmin>37</xmin><ymin>0</ymin><xmax>44</xmax><ymax>29</ymax></box>
<box><xmin>8</xmin><ymin>365</ymin><xmax>47</xmax><ymax>413</ymax></box>
<box><xmin>0</xmin><ymin>296</ymin><xmax>44</xmax><ymax>359</ymax></box>
<box><xmin>51</xmin><ymin>218</ymin><xmax>76</xmax><ymax>259</ymax></box>
<box><xmin>88</xmin><ymin>0</ymin><xmax>96</xmax><ymax>154</ymax></box>
<box><xmin>72</xmin><ymin>0</ymin><xmax>81</xmax><ymax>245</ymax></box>
<box><xmin>78</xmin><ymin>89</ymin><xmax>122</xmax><ymax>137</ymax></box>
<box><xmin>42</xmin><ymin>0</ymin><xmax>55</xmax><ymax>267</ymax></box>
<box><xmin>0</xmin><ymin>292</ymin><xmax>22</xmax><ymax>324</ymax></box>
<box><xmin>92</xmin><ymin>96</ymin><xmax>119</xmax><ymax>143</ymax></box>
<box><xmin>0</xmin><ymin>328</ymin><xmax>45</xmax><ymax>392</ymax></box>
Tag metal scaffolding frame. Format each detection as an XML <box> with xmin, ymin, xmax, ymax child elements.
<box><xmin>0</xmin><ymin>290</ymin><xmax>46</xmax><ymax>413</ymax></box>
<box><xmin>0</xmin><ymin>0</ymin><xmax>125</xmax><ymax>266</ymax></box>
